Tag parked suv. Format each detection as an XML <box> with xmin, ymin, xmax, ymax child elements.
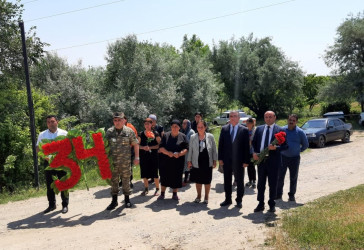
<box><xmin>213</xmin><ymin>111</ymin><xmax>252</xmax><ymax>125</ymax></box>
<box><xmin>323</xmin><ymin>111</ymin><xmax>346</xmax><ymax>122</ymax></box>
<box><xmin>359</xmin><ymin>112</ymin><xmax>364</xmax><ymax>126</ymax></box>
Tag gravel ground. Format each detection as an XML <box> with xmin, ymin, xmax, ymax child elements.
<box><xmin>1</xmin><ymin>131</ymin><xmax>363</xmax><ymax>250</ymax></box>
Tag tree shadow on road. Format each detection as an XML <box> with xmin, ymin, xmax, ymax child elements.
<box><xmin>211</xmin><ymin>183</ymin><xmax>224</xmax><ymax>193</ymax></box>
<box><xmin>93</xmin><ymin>180</ymin><xmax>146</xmax><ymax>199</ymax></box>
<box><xmin>207</xmin><ymin>206</ymin><xmax>243</xmax><ymax>220</ymax></box>
<box><xmin>144</xmin><ymin>198</ymin><xmax>180</xmax><ymax>212</ymax></box>
<box><xmin>243</xmin><ymin>212</ymin><xmax>279</xmax><ymax>227</ymax></box>
<box><xmin>7</xmin><ymin>206</ymin><xmax>127</xmax><ymax>230</ymax></box>
<box><xmin>275</xmin><ymin>200</ymin><xmax>304</xmax><ymax>210</ymax></box>
<box><xmin>176</xmin><ymin>201</ymin><xmax>210</xmax><ymax>216</ymax></box>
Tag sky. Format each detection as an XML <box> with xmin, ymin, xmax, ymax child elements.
<box><xmin>16</xmin><ymin>0</ymin><xmax>364</xmax><ymax>76</ymax></box>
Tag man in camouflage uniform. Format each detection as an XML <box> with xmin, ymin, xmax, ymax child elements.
<box><xmin>105</xmin><ymin>112</ymin><xmax>139</xmax><ymax>210</ymax></box>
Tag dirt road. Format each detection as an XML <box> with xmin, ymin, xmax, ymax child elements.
<box><xmin>1</xmin><ymin>131</ymin><xmax>363</xmax><ymax>250</ymax></box>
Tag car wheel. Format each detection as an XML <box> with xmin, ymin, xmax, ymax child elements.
<box><xmin>342</xmin><ymin>131</ymin><xmax>350</xmax><ymax>143</ymax></box>
<box><xmin>317</xmin><ymin>135</ymin><xmax>325</xmax><ymax>148</ymax></box>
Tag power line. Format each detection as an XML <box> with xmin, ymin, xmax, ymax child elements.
<box><xmin>23</xmin><ymin>0</ymin><xmax>39</xmax><ymax>4</ymax></box>
<box><xmin>49</xmin><ymin>0</ymin><xmax>296</xmax><ymax>52</ymax></box>
<box><xmin>26</xmin><ymin>0</ymin><xmax>126</xmax><ymax>22</ymax></box>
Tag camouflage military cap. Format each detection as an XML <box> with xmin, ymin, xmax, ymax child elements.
<box><xmin>113</xmin><ymin>112</ymin><xmax>125</xmax><ymax>119</ymax></box>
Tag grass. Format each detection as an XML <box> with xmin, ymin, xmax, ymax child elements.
<box><xmin>268</xmin><ymin>185</ymin><xmax>364</xmax><ymax>249</ymax></box>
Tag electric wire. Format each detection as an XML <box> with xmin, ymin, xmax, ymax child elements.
<box><xmin>49</xmin><ymin>0</ymin><xmax>296</xmax><ymax>52</ymax></box>
<box><xmin>26</xmin><ymin>0</ymin><xmax>126</xmax><ymax>22</ymax></box>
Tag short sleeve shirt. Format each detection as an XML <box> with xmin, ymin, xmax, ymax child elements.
<box><xmin>36</xmin><ymin>128</ymin><xmax>68</xmax><ymax>146</ymax></box>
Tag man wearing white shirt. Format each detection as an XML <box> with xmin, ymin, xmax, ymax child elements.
<box><xmin>36</xmin><ymin>115</ymin><xmax>69</xmax><ymax>214</ymax></box>
<box><xmin>252</xmin><ymin>111</ymin><xmax>287</xmax><ymax>213</ymax></box>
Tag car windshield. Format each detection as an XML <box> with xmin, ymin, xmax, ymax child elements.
<box><xmin>302</xmin><ymin>120</ymin><xmax>326</xmax><ymax>129</ymax></box>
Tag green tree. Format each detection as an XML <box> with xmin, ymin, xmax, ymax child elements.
<box><xmin>104</xmin><ymin>35</ymin><xmax>181</xmax><ymax>130</ymax></box>
<box><xmin>172</xmin><ymin>49</ymin><xmax>221</xmax><ymax>120</ymax></box>
<box><xmin>324</xmin><ymin>11</ymin><xmax>364</xmax><ymax>111</ymax></box>
<box><xmin>0</xmin><ymin>0</ymin><xmax>47</xmax><ymax>81</ymax></box>
<box><xmin>303</xmin><ymin>74</ymin><xmax>329</xmax><ymax>111</ymax></box>
<box><xmin>212</xmin><ymin>34</ymin><xmax>304</xmax><ymax>118</ymax></box>
<box><xmin>0</xmin><ymin>0</ymin><xmax>50</xmax><ymax>192</ymax></box>
<box><xmin>181</xmin><ymin>34</ymin><xmax>211</xmax><ymax>57</ymax></box>
<box><xmin>31</xmin><ymin>53</ymin><xmax>97</xmax><ymax>122</ymax></box>
<box><xmin>0</xmin><ymin>87</ymin><xmax>55</xmax><ymax>192</ymax></box>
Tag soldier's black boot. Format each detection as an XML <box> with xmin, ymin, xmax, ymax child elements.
<box><xmin>106</xmin><ymin>195</ymin><xmax>118</xmax><ymax>210</ymax></box>
<box><xmin>124</xmin><ymin>195</ymin><xmax>132</xmax><ymax>208</ymax></box>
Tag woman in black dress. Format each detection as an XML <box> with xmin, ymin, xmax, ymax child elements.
<box><xmin>158</xmin><ymin>120</ymin><xmax>189</xmax><ymax>200</ymax></box>
<box><xmin>139</xmin><ymin>118</ymin><xmax>161</xmax><ymax>196</ymax></box>
<box><xmin>187</xmin><ymin>120</ymin><xmax>217</xmax><ymax>204</ymax></box>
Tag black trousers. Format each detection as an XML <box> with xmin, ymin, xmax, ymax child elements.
<box><xmin>277</xmin><ymin>155</ymin><xmax>300</xmax><ymax>197</ymax></box>
<box><xmin>247</xmin><ymin>154</ymin><xmax>256</xmax><ymax>181</ymax></box>
<box><xmin>257</xmin><ymin>160</ymin><xmax>279</xmax><ymax>207</ymax></box>
<box><xmin>44</xmin><ymin>161</ymin><xmax>69</xmax><ymax>207</ymax></box>
<box><xmin>223</xmin><ymin>163</ymin><xmax>245</xmax><ymax>203</ymax></box>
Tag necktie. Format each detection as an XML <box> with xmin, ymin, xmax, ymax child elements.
<box><xmin>264</xmin><ymin>126</ymin><xmax>270</xmax><ymax>148</ymax></box>
<box><xmin>230</xmin><ymin>125</ymin><xmax>235</xmax><ymax>143</ymax></box>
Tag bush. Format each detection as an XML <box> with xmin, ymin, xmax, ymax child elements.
<box><xmin>321</xmin><ymin>102</ymin><xmax>350</xmax><ymax>115</ymax></box>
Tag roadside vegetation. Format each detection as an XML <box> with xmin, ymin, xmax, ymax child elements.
<box><xmin>268</xmin><ymin>184</ymin><xmax>364</xmax><ymax>249</ymax></box>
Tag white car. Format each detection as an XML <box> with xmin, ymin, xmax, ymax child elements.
<box><xmin>213</xmin><ymin>111</ymin><xmax>252</xmax><ymax>125</ymax></box>
<box><xmin>359</xmin><ymin>112</ymin><xmax>364</xmax><ymax>126</ymax></box>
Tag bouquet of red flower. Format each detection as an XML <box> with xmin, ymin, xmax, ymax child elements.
<box><xmin>252</xmin><ymin>131</ymin><xmax>286</xmax><ymax>165</ymax></box>
<box><xmin>145</xmin><ymin>131</ymin><xmax>155</xmax><ymax>152</ymax></box>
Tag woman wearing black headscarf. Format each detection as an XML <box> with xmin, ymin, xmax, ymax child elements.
<box><xmin>158</xmin><ymin>120</ymin><xmax>189</xmax><ymax>200</ymax></box>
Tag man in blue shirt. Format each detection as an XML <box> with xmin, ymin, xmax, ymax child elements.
<box><xmin>277</xmin><ymin>114</ymin><xmax>308</xmax><ymax>202</ymax></box>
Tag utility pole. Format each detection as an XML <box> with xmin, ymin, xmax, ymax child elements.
<box><xmin>19</xmin><ymin>21</ymin><xmax>39</xmax><ymax>190</ymax></box>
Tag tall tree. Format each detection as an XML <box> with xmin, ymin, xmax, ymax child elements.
<box><xmin>104</xmin><ymin>35</ymin><xmax>181</xmax><ymax>130</ymax></box>
<box><xmin>0</xmin><ymin>0</ymin><xmax>47</xmax><ymax>81</ymax></box>
<box><xmin>303</xmin><ymin>74</ymin><xmax>329</xmax><ymax>111</ymax></box>
<box><xmin>324</xmin><ymin>11</ymin><xmax>364</xmax><ymax>111</ymax></box>
<box><xmin>212</xmin><ymin>34</ymin><xmax>304</xmax><ymax>118</ymax></box>
<box><xmin>0</xmin><ymin>0</ymin><xmax>50</xmax><ymax>192</ymax></box>
<box><xmin>31</xmin><ymin>53</ymin><xmax>96</xmax><ymax>121</ymax></box>
<box><xmin>174</xmin><ymin>35</ymin><xmax>220</xmax><ymax>119</ymax></box>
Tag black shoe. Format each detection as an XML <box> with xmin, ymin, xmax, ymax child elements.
<box><xmin>252</xmin><ymin>182</ymin><xmax>256</xmax><ymax>189</ymax></box>
<box><xmin>106</xmin><ymin>202</ymin><xmax>118</xmax><ymax>210</ymax></box>
<box><xmin>268</xmin><ymin>206</ymin><xmax>276</xmax><ymax>213</ymax></box>
<box><xmin>276</xmin><ymin>195</ymin><xmax>282</xmax><ymax>200</ymax></box>
<box><xmin>254</xmin><ymin>204</ymin><xmax>265</xmax><ymax>212</ymax></box>
<box><xmin>61</xmin><ymin>206</ymin><xmax>68</xmax><ymax>214</ymax></box>
<box><xmin>245</xmin><ymin>181</ymin><xmax>252</xmax><ymax>187</ymax></box>
<box><xmin>235</xmin><ymin>202</ymin><xmax>242</xmax><ymax>208</ymax></box>
<box><xmin>106</xmin><ymin>195</ymin><xmax>118</xmax><ymax>210</ymax></box>
<box><xmin>43</xmin><ymin>205</ymin><xmax>56</xmax><ymax>214</ymax></box>
<box><xmin>288</xmin><ymin>195</ymin><xmax>296</xmax><ymax>202</ymax></box>
<box><xmin>220</xmin><ymin>200</ymin><xmax>232</xmax><ymax>206</ymax></box>
<box><xmin>125</xmin><ymin>201</ymin><xmax>132</xmax><ymax>208</ymax></box>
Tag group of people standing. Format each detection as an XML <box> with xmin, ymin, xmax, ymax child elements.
<box><xmin>37</xmin><ymin>109</ymin><xmax>308</xmax><ymax>214</ymax></box>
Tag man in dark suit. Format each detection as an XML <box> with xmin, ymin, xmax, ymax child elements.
<box><xmin>252</xmin><ymin>111</ymin><xmax>287</xmax><ymax>213</ymax></box>
<box><xmin>218</xmin><ymin>111</ymin><xmax>250</xmax><ymax>208</ymax></box>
